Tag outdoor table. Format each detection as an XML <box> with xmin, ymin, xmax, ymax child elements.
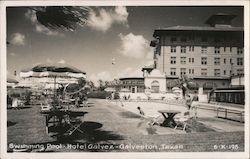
<box><xmin>158</xmin><ymin>110</ymin><xmax>181</xmax><ymax>128</ymax></box>
<box><xmin>40</xmin><ymin>109</ymin><xmax>70</xmax><ymax>134</ymax></box>
<box><xmin>40</xmin><ymin>109</ymin><xmax>87</xmax><ymax>135</ymax></box>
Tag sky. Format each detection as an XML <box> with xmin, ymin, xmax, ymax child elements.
<box><xmin>6</xmin><ymin>6</ymin><xmax>243</xmax><ymax>85</ymax></box>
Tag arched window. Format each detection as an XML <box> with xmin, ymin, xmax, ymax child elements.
<box><xmin>151</xmin><ymin>80</ymin><xmax>160</xmax><ymax>93</ymax></box>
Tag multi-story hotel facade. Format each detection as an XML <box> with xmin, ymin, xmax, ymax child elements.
<box><xmin>150</xmin><ymin>14</ymin><xmax>244</xmax><ymax>94</ymax></box>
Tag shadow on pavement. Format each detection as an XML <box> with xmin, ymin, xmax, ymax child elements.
<box><xmin>7</xmin><ymin>121</ymin><xmax>17</xmax><ymax>127</ymax></box>
<box><xmin>119</xmin><ymin>111</ymin><xmax>141</xmax><ymax>118</ymax></box>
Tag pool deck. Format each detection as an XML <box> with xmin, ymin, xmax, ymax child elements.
<box><xmin>7</xmin><ymin>99</ymin><xmax>245</xmax><ymax>152</ymax></box>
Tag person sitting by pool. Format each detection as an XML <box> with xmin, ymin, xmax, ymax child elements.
<box><xmin>185</xmin><ymin>94</ymin><xmax>192</xmax><ymax>110</ymax></box>
<box><xmin>11</xmin><ymin>97</ymin><xmax>19</xmax><ymax>109</ymax></box>
<box><xmin>137</xmin><ymin>106</ymin><xmax>145</xmax><ymax>116</ymax></box>
<box><xmin>191</xmin><ymin>91</ymin><xmax>199</xmax><ymax>107</ymax></box>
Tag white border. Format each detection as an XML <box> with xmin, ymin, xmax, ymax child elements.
<box><xmin>1</xmin><ymin>1</ymin><xmax>249</xmax><ymax>159</ymax></box>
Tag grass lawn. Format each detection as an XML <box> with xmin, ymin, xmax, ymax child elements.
<box><xmin>7</xmin><ymin>99</ymin><xmax>245</xmax><ymax>152</ymax></box>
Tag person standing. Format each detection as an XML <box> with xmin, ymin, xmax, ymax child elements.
<box><xmin>185</xmin><ymin>94</ymin><xmax>192</xmax><ymax>110</ymax></box>
<box><xmin>137</xmin><ymin>106</ymin><xmax>145</xmax><ymax>116</ymax></box>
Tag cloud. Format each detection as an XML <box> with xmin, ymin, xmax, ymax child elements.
<box><xmin>46</xmin><ymin>58</ymin><xmax>53</xmax><ymax>63</ymax></box>
<box><xmin>10</xmin><ymin>33</ymin><xmax>25</xmax><ymax>46</ymax></box>
<box><xmin>87</xmin><ymin>6</ymin><xmax>128</xmax><ymax>32</ymax></box>
<box><xmin>118</xmin><ymin>33</ymin><xmax>153</xmax><ymax>59</ymax></box>
<box><xmin>118</xmin><ymin>67</ymin><xmax>143</xmax><ymax>78</ymax></box>
<box><xmin>25</xmin><ymin>10</ymin><xmax>64</xmax><ymax>36</ymax></box>
<box><xmin>45</xmin><ymin>58</ymin><xmax>66</xmax><ymax>64</ymax></box>
<box><xmin>89</xmin><ymin>71</ymin><xmax>112</xmax><ymax>86</ymax></box>
<box><xmin>113</xmin><ymin>6</ymin><xmax>129</xmax><ymax>24</ymax></box>
<box><xmin>58</xmin><ymin>59</ymin><xmax>66</xmax><ymax>64</ymax></box>
<box><xmin>145</xmin><ymin>60</ymin><xmax>154</xmax><ymax>67</ymax></box>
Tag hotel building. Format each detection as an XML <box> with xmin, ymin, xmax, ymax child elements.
<box><xmin>150</xmin><ymin>14</ymin><xmax>244</xmax><ymax>94</ymax></box>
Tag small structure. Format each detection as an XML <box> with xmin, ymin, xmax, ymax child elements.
<box><xmin>119</xmin><ymin>77</ymin><xmax>145</xmax><ymax>93</ymax></box>
<box><xmin>213</xmin><ymin>87</ymin><xmax>244</xmax><ymax>105</ymax></box>
<box><xmin>144</xmin><ymin>69</ymin><xmax>166</xmax><ymax>93</ymax></box>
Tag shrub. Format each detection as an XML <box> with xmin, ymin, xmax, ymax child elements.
<box><xmin>87</xmin><ymin>91</ymin><xmax>111</xmax><ymax>99</ymax></box>
<box><xmin>114</xmin><ymin>92</ymin><xmax>120</xmax><ymax>99</ymax></box>
<box><xmin>24</xmin><ymin>91</ymin><xmax>32</xmax><ymax>105</ymax></box>
<box><xmin>7</xmin><ymin>89</ymin><xmax>32</xmax><ymax>105</ymax></box>
<box><xmin>7</xmin><ymin>95</ymin><xmax>12</xmax><ymax>105</ymax></box>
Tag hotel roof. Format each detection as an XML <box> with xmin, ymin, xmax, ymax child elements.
<box><xmin>153</xmin><ymin>25</ymin><xmax>243</xmax><ymax>37</ymax></box>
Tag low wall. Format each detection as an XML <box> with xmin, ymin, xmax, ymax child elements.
<box><xmin>119</xmin><ymin>92</ymin><xmax>181</xmax><ymax>100</ymax></box>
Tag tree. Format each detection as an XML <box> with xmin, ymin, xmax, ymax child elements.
<box><xmin>98</xmin><ymin>79</ymin><xmax>105</xmax><ymax>91</ymax></box>
<box><xmin>29</xmin><ymin>6</ymin><xmax>89</xmax><ymax>31</ymax></box>
<box><xmin>175</xmin><ymin>75</ymin><xmax>196</xmax><ymax>98</ymax></box>
<box><xmin>86</xmin><ymin>80</ymin><xmax>95</xmax><ymax>90</ymax></box>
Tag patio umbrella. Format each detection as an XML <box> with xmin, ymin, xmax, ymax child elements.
<box><xmin>172</xmin><ymin>87</ymin><xmax>180</xmax><ymax>91</ymax></box>
<box><xmin>104</xmin><ymin>87</ymin><xmax>116</xmax><ymax>92</ymax></box>
<box><xmin>20</xmin><ymin>63</ymin><xmax>86</xmax><ymax>106</ymax></box>
<box><xmin>120</xmin><ymin>88</ymin><xmax>130</xmax><ymax>92</ymax></box>
<box><xmin>7</xmin><ymin>77</ymin><xmax>18</xmax><ymax>84</ymax></box>
<box><xmin>7</xmin><ymin>75</ymin><xmax>19</xmax><ymax>88</ymax></box>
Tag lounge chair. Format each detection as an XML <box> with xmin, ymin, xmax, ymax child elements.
<box><xmin>174</xmin><ymin>111</ymin><xmax>191</xmax><ymax>131</ymax></box>
<box><xmin>65</xmin><ymin>117</ymin><xmax>84</xmax><ymax>136</ymax></box>
<box><xmin>40</xmin><ymin>104</ymin><xmax>52</xmax><ymax>112</ymax></box>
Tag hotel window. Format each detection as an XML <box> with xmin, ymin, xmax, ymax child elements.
<box><xmin>180</xmin><ymin>57</ymin><xmax>186</xmax><ymax>64</ymax></box>
<box><xmin>189</xmin><ymin>46</ymin><xmax>194</xmax><ymax>52</ymax></box>
<box><xmin>189</xmin><ymin>58</ymin><xmax>194</xmax><ymax>63</ymax></box>
<box><xmin>224</xmin><ymin>70</ymin><xmax>226</xmax><ymax>75</ymax></box>
<box><xmin>180</xmin><ymin>68</ymin><xmax>186</xmax><ymax>76</ymax></box>
<box><xmin>224</xmin><ymin>47</ymin><xmax>226</xmax><ymax>52</ymax></box>
<box><xmin>189</xmin><ymin>35</ymin><xmax>195</xmax><ymax>41</ymax></box>
<box><xmin>237</xmin><ymin>69</ymin><xmax>244</xmax><ymax>75</ymax></box>
<box><xmin>214</xmin><ymin>69</ymin><xmax>220</xmax><ymax>77</ymax></box>
<box><xmin>171</xmin><ymin>46</ymin><xmax>176</xmax><ymax>53</ymax></box>
<box><xmin>201</xmin><ymin>37</ymin><xmax>208</xmax><ymax>42</ymax></box>
<box><xmin>214</xmin><ymin>38</ymin><xmax>220</xmax><ymax>43</ymax></box>
<box><xmin>201</xmin><ymin>46</ymin><xmax>207</xmax><ymax>54</ymax></box>
<box><xmin>214</xmin><ymin>47</ymin><xmax>220</xmax><ymax>54</ymax></box>
<box><xmin>189</xmin><ymin>69</ymin><xmax>194</xmax><ymax>74</ymax></box>
<box><xmin>137</xmin><ymin>86</ymin><xmax>144</xmax><ymax>93</ymax></box>
<box><xmin>230</xmin><ymin>58</ymin><xmax>232</xmax><ymax>64</ymax></box>
<box><xmin>180</xmin><ymin>37</ymin><xmax>187</xmax><ymax>42</ymax></box>
<box><xmin>237</xmin><ymin>48</ymin><xmax>243</xmax><ymax>54</ymax></box>
<box><xmin>201</xmin><ymin>57</ymin><xmax>207</xmax><ymax>65</ymax></box>
<box><xmin>237</xmin><ymin>58</ymin><xmax>243</xmax><ymax>65</ymax></box>
<box><xmin>214</xmin><ymin>57</ymin><xmax>220</xmax><ymax>65</ymax></box>
<box><xmin>224</xmin><ymin>58</ymin><xmax>226</xmax><ymax>64</ymax></box>
<box><xmin>170</xmin><ymin>68</ymin><xmax>176</xmax><ymax>76</ymax></box>
<box><xmin>170</xmin><ymin>57</ymin><xmax>176</xmax><ymax>64</ymax></box>
<box><xmin>171</xmin><ymin>37</ymin><xmax>177</xmax><ymax>43</ymax></box>
<box><xmin>201</xmin><ymin>68</ymin><xmax>207</xmax><ymax>76</ymax></box>
<box><xmin>181</xmin><ymin>46</ymin><xmax>186</xmax><ymax>53</ymax></box>
<box><xmin>230</xmin><ymin>47</ymin><xmax>232</xmax><ymax>52</ymax></box>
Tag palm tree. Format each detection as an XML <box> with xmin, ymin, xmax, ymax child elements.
<box><xmin>175</xmin><ymin>75</ymin><xmax>196</xmax><ymax>99</ymax></box>
<box><xmin>28</xmin><ymin>6</ymin><xmax>89</xmax><ymax>31</ymax></box>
